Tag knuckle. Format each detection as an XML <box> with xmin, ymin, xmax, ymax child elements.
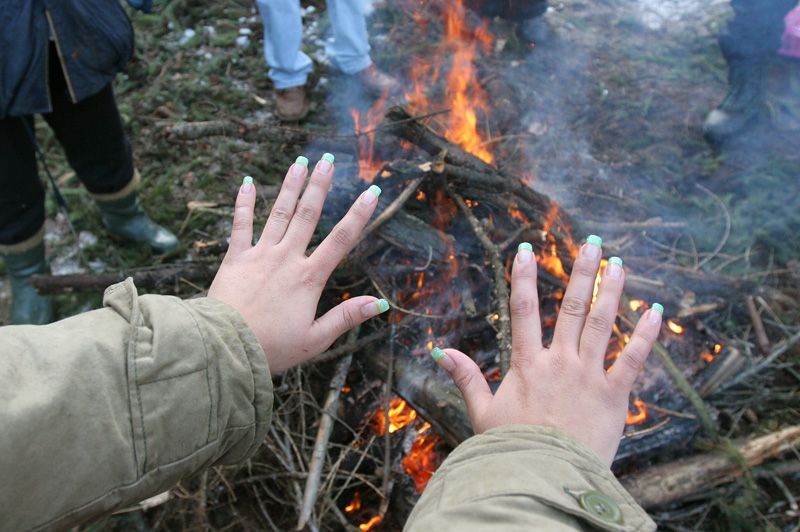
<box><xmin>232</xmin><ymin>217</ymin><xmax>251</xmax><ymax>232</ymax></box>
<box><xmin>340</xmin><ymin>305</ymin><xmax>357</xmax><ymax>331</ymax></box>
<box><xmin>453</xmin><ymin>369</ymin><xmax>475</xmax><ymax>391</ymax></box>
<box><xmin>295</xmin><ymin>204</ymin><xmax>317</xmax><ymax>223</ymax></box>
<box><xmin>509</xmin><ymin>295</ymin><xmax>535</xmax><ymax>318</ymax></box>
<box><xmin>572</xmin><ymin>261</ymin><xmax>599</xmax><ymax>278</ymax></box>
<box><xmin>301</xmin><ymin>272</ymin><xmax>322</xmax><ymax>290</ymax></box>
<box><xmin>270</xmin><ymin>207</ymin><xmax>292</xmax><ymax>223</ymax></box>
<box><xmin>560</xmin><ymin>296</ymin><xmax>589</xmax><ymax>318</ymax></box>
<box><xmin>331</xmin><ymin>226</ymin><xmax>354</xmax><ymax>248</ymax></box>
<box><xmin>585</xmin><ymin>314</ymin><xmax>612</xmax><ymax>334</ymax></box>
<box><xmin>619</xmin><ymin>350</ymin><xmax>645</xmax><ymax>373</ymax></box>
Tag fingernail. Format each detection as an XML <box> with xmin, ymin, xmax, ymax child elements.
<box><xmin>317</xmin><ymin>153</ymin><xmax>334</xmax><ymax>173</ymax></box>
<box><xmin>291</xmin><ymin>156</ymin><xmax>308</xmax><ymax>176</ymax></box>
<box><xmin>649</xmin><ymin>302</ymin><xmax>664</xmax><ymax>323</ymax></box>
<box><xmin>241</xmin><ymin>175</ymin><xmax>254</xmax><ymax>193</ymax></box>
<box><xmin>430</xmin><ymin>347</ymin><xmax>455</xmax><ymax>371</ymax></box>
<box><xmin>583</xmin><ymin>234</ymin><xmax>602</xmax><ymax>259</ymax></box>
<box><xmin>361</xmin><ymin>184</ymin><xmax>382</xmax><ymax>205</ymax></box>
<box><xmin>362</xmin><ymin>299</ymin><xmax>389</xmax><ymax>318</ymax></box>
<box><xmin>606</xmin><ymin>256</ymin><xmax>623</xmax><ymax>279</ymax></box>
<box><xmin>517</xmin><ymin>242</ymin><xmax>534</xmax><ymax>263</ymax></box>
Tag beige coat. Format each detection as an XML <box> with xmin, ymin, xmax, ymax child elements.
<box><xmin>0</xmin><ymin>279</ymin><xmax>655</xmax><ymax>531</ymax></box>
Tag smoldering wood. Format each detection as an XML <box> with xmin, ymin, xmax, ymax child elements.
<box><xmin>621</xmin><ymin>425</ymin><xmax>800</xmax><ymax>510</ymax></box>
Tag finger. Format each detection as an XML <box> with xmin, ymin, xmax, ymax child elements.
<box><xmin>309</xmin><ymin>184</ymin><xmax>382</xmax><ymax>277</ymax></box>
<box><xmin>609</xmin><ymin>304</ymin><xmax>663</xmax><ymax>391</ymax></box>
<box><xmin>260</xmin><ymin>157</ymin><xmax>309</xmax><ymax>246</ymax></box>
<box><xmin>509</xmin><ymin>243</ymin><xmax>543</xmax><ymax>368</ymax></box>
<box><xmin>281</xmin><ymin>154</ymin><xmax>336</xmax><ymax>252</ymax></box>
<box><xmin>579</xmin><ymin>256</ymin><xmax>625</xmax><ymax>366</ymax></box>
<box><xmin>308</xmin><ymin>296</ymin><xmax>389</xmax><ymax>353</ymax></box>
<box><xmin>430</xmin><ymin>347</ymin><xmax>493</xmax><ymax>427</ymax></box>
<box><xmin>551</xmin><ymin>235</ymin><xmax>603</xmax><ymax>353</ymax></box>
<box><xmin>228</xmin><ymin>176</ymin><xmax>257</xmax><ymax>255</ymax></box>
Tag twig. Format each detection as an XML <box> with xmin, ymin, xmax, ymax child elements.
<box><xmin>718</xmin><ymin>329</ymin><xmax>800</xmax><ymax>391</ymax></box>
<box><xmin>380</xmin><ymin>310</ymin><xmax>397</xmax><ymax>516</ymax></box>
<box><xmin>297</xmin><ymin>328</ymin><xmax>359</xmax><ymax>530</ymax></box>
<box><xmin>746</xmin><ymin>295</ymin><xmax>771</xmax><ymax>355</ymax></box>
<box><xmin>694</xmin><ymin>183</ymin><xmax>731</xmax><ymax>270</ymax></box>
<box><xmin>361</xmin><ymin>174</ymin><xmax>427</xmax><ymax>241</ymax></box>
<box><xmin>619</xmin><ymin>303</ymin><xmax>719</xmax><ymax>439</ymax></box>
<box><xmin>448</xmin><ymin>187</ymin><xmax>512</xmax><ymax>374</ymax></box>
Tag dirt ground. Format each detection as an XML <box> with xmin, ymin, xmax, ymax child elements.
<box><xmin>2</xmin><ymin>0</ymin><xmax>799</xmax><ymax>529</ymax></box>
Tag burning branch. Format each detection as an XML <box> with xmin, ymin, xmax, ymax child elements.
<box><xmin>448</xmin><ymin>187</ymin><xmax>512</xmax><ymax>374</ymax></box>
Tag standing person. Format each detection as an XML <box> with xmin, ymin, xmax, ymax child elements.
<box><xmin>255</xmin><ymin>0</ymin><xmax>401</xmax><ymax>121</ymax></box>
<box><xmin>0</xmin><ymin>1</ymin><xmax>179</xmax><ymax>325</ymax></box>
<box><xmin>703</xmin><ymin>0</ymin><xmax>799</xmax><ymax>144</ymax></box>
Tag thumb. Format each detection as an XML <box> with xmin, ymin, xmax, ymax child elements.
<box><xmin>430</xmin><ymin>348</ymin><xmax>493</xmax><ymax>428</ymax></box>
<box><xmin>309</xmin><ymin>296</ymin><xmax>389</xmax><ymax>353</ymax></box>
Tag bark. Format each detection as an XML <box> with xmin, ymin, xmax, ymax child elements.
<box><xmin>622</xmin><ymin>425</ymin><xmax>800</xmax><ymax>509</ymax></box>
<box><xmin>30</xmin><ymin>263</ymin><xmax>217</xmax><ymax>294</ymax></box>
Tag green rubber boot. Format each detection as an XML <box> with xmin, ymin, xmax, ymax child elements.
<box><xmin>96</xmin><ymin>191</ymin><xmax>179</xmax><ymax>254</ymax></box>
<box><xmin>3</xmin><ymin>240</ymin><xmax>54</xmax><ymax>325</ymax></box>
<box><xmin>703</xmin><ymin>59</ymin><xmax>768</xmax><ymax>146</ymax></box>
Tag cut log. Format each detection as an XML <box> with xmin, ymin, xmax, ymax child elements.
<box><xmin>30</xmin><ymin>263</ymin><xmax>217</xmax><ymax>294</ymax></box>
<box><xmin>621</xmin><ymin>425</ymin><xmax>800</xmax><ymax>509</ymax></box>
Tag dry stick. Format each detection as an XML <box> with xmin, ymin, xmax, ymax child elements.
<box><xmin>694</xmin><ymin>183</ymin><xmax>731</xmax><ymax>270</ymax></box>
<box><xmin>745</xmin><ymin>295</ymin><xmax>771</xmax><ymax>355</ymax></box>
<box><xmin>618</xmin><ymin>305</ymin><xmax>719</xmax><ymax>439</ymax></box>
<box><xmin>379</xmin><ymin>311</ymin><xmax>398</xmax><ymax>517</ymax></box>
<box><xmin>449</xmin><ymin>188</ymin><xmax>512</xmax><ymax>374</ymax></box>
<box><xmin>360</xmin><ymin>174</ymin><xmax>427</xmax><ymax>242</ymax></box>
<box><xmin>621</xmin><ymin>425</ymin><xmax>800</xmax><ymax>509</ymax></box>
<box><xmin>296</xmin><ymin>329</ymin><xmax>359</xmax><ymax>530</ymax></box>
<box><xmin>718</xmin><ymin>328</ymin><xmax>800</xmax><ymax>392</ymax></box>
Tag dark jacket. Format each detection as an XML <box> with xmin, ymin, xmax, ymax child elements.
<box><xmin>0</xmin><ymin>0</ymin><xmax>134</xmax><ymax>119</ymax></box>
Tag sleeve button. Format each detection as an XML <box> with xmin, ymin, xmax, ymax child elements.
<box><xmin>578</xmin><ymin>491</ymin><xmax>623</xmax><ymax>525</ymax></box>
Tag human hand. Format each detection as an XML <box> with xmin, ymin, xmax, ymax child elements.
<box><xmin>430</xmin><ymin>237</ymin><xmax>662</xmax><ymax>466</ymax></box>
<box><xmin>208</xmin><ymin>155</ymin><xmax>388</xmax><ymax>373</ymax></box>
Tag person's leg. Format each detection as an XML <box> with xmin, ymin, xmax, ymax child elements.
<box><xmin>704</xmin><ymin>0</ymin><xmax>798</xmax><ymax>143</ymax></box>
<box><xmin>43</xmin><ymin>45</ymin><xmax>178</xmax><ymax>253</ymax></box>
<box><xmin>255</xmin><ymin>0</ymin><xmax>313</xmax><ymax>89</ymax></box>
<box><xmin>0</xmin><ymin>115</ymin><xmax>53</xmax><ymax>325</ymax></box>
<box><xmin>325</xmin><ymin>0</ymin><xmax>372</xmax><ymax>75</ymax></box>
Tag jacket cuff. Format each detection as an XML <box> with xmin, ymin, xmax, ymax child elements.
<box><xmin>420</xmin><ymin>425</ymin><xmax>655</xmax><ymax>531</ymax></box>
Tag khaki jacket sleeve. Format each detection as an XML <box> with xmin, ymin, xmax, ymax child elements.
<box><xmin>405</xmin><ymin>425</ymin><xmax>656</xmax><ymax>532</ymax></box>
<box><xmin>0</xmin><ymin>279</ymin><xmax>272</xmax><ymax>531</ymax></box>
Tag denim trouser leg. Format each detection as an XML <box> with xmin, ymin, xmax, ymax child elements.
<box><xmin>255</xmin><ymin>0</ymin><xmax>313</xmax><ymax>89</ymax></box>
<box><xmin>325</xmin><ymin>0</ymin><xmax>372</xmax><ymax>74</ymax></box>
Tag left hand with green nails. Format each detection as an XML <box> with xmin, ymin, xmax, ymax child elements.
<box><xmin>208</xmin><ymin>154</ymin><xmax>388</xmax><ymax>373</ymax></box>
<box><xmin>430</xmin><ymin>236</ymin><xmax>663</xmax><ymax>466</ymax></box>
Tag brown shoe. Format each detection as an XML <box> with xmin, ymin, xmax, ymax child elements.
<box><xmin>275</xmin><ymin>86</ymin><xmax>310</xmax><ymax>121</ymax></box>
<box><xmin>355</xmin><ymin>65</ymin><xmax>402</xmax><ymax>98</ymax></box>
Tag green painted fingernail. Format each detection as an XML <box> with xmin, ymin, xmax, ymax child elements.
<box><xmin>376</xmin><ymin>299</ymin><xmax>389</xmax><ymax>313</ymax></box>
<box><xmin>430</xmin><ymin>347</ymin><xmax>445</xmax><ymax>361</ymax></box>
<box><xmin>321</xmin><ymin>153</ymin><xmax>335</xmax><ymax>164</ymax></box>
<box><xmin>368</xmin><ymin>185</ymin><xmax>382</xmax><ymax>198</ymax></box>
<box><xmin>295</xmin><ymin>155</ymin><xmax>309</xmax><ymax>167</ymax></box>
<box><xmin>518</xmin><ymin>242</ymin><xmax>533</xmax><ymax>253</ymax></box>
<box><xmin>242</xmin><ymin>175</ymin><xmax>253</xmax><ymax>185</ymax></box>
<box><xmin>608</xmin><ymin>256</ymin><xmax>623</xmax><ymax>267</ymax></box>
<box><xmin>651</xmin><ymin>302</ymin><xmax>664</xmax><ymax>315</ymax></box>
<box><xmin>586</xmin><ymin>235</ymin><xmax>603</xmax><ymax>248</ymax></box>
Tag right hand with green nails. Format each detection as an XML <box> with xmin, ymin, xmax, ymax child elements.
<box><xmin>430</xmin><ymin>236</ymin><xmax>663</xmax><ymax>466</ymax></box>
<box><xmin>208</xmin><ymin>155</ymin><xmax>388</xmax><ymax>374</ymax></box>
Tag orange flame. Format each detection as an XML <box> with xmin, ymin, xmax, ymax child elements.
<box><xmin>405</xmin><ymin>0</ymin><xmax>494</xmax><ymax>162</ymax></box>
<box><xmin>626</xmin><ymin>399</ymin><xmax>648</xmax><ymax>425</ymax></box>
<box><xmin>667</xmin><ymin>320</ymin><xmax>685</xmax><ymax>334</ymax></box>
<box><xmin>372</xmin><ymin>397</ymin><xmax>417</xmax><ymax>435</ymax></box>
<box><xmin>351</xmin><ymin>89</ymin><xmax>390</xmax><ymax>182</ymax></box>
<box><xmin>402</xmin><ymin>422</ymin><xmax>442</xmax><ymax>492</ymax></box>
<box><xmin>628</xmin><ymin>299</ymin><xmax>645</xmax><ymax>312</ymax></box>
<box><xmin>345</xmin><ymin>491</ymin><xmax>361</xmax><ymax>513</ymax></box>
<box><xmin>359</xmin><ymin>515</ymin><xmax>382</xmax><ymax>531</ymax></box>
<box><xmin>700</xmin><ymin>343</ymin><xmax>723</xmax><ymax>363</ymax></box>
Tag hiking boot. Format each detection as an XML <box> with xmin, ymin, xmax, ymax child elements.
<box><xmin>3</xmin><ymin>238</ymin><xmax>53</xmax><ymax>325</ymax></box>
<box><xmin>703</xmin><ymin>59</ymin><xmax>768</xmax><ymax>145</ymax></box>
<box><xmin>96</xmin><ymin>190</ymin><xmax>179</xmax><ymax>254</ymax></box>
<box><xmin>354</xmin><ymin>65</ymin><xmax>402</xmax><ymax>98</ymax></box>
<box><xmin>276</xmin><ymin>86</ymin><xmax>310</xmax><ymax>121</ymax></box>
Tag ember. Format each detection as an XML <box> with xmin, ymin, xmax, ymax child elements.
<box><xmin>667</xmin><ymin>320</ymin><xmax>685</xmax><ymax>334</ymax></box>
<box><xmin>626</xmin><ymin>399</ymin><xmax>648</xmax><ymax>425</ymax></box>
<box><xmin>345</xmin><ymin>491</ymin><xmax>361</xmax><ymax>513</ymax></box>
<box><xmin>359</xmin><ymin>515</ymin><xmax>382</xmax><ymax>531</ymax></box>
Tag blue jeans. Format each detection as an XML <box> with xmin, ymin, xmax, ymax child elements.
<box><xmin>255</xmin><ymin>0</ymin><xmax>372</xmax><ymax>89</ymax></box>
